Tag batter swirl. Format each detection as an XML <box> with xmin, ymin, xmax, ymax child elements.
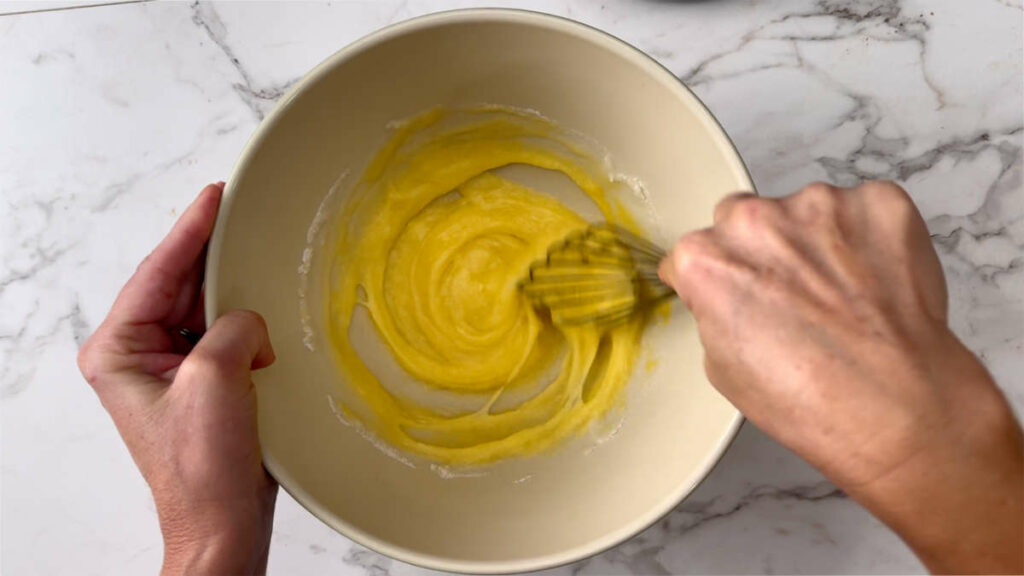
<box><xmin>326</xmin><ymin>108</ymin><xmax>649</xmax><ymax>465</ymax></box>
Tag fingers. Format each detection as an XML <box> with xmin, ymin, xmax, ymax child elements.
<box><xmin>712</xmin><ymin>192</ymin><xmax>758</xmax><ymax>225</ymax></box>
<box><xmin>179</xmin><ymin>310</ymin><xmax>275</xmax><ymax>388</ymax></box>
<box><xmin>109</xmin><ymin>183</ymin><xmax>224</xmax><ymax>327</ymax></box>
<box><xmin>844</xmin><ymin>181</ymin><xmax>949</xmax><ymax>322</ymax></box>
<box><xmin>717</xmin><ymin>185</ymin><xmax>845</xmax><ymax>231</ymax></box>
<box><xmin>780</xmin><ymin>182</ymin><xmax>842</xmax><ymax>226</ymax></box>
<box><xmin>658</xmin><ymin>228</ymin><xmax>753</xmax><ymax>317</ymax></box>
<box><xmin>663</xmin><ymin>186</ymin><xmax>838</xmax><ymax>319</ymax></box>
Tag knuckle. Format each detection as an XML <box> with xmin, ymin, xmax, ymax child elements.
<box><xmin>800</xmin><ymin>181</ymin><xmax>839</xmax><ymax>197</ymax></box>
<box><xmin>673</xmin><ymin>231</ymin><xmax>731</xmax><ymax>279</ymax></box>
<box><xmin>676</xmin><ymin>231</ymin><xmax>711</xmax><ymax>252</ymax></box>
<box><xmin>77</xmin><ymin>334</ymin><xmax>112</xmax><ymax>389</ymax></box>
<box><xmin>858</xmin><ymin>181</ymin><xmax>920</xmax><ymax>224</ymax></box>
<box><xmin>674</xmin><ymin>232</ymin><xmax>714</xmax><ymax>264</ymax></box>
<box><xmin>223</xmin><ymin>309</ymin><xmax>266</xmax><ymax>331</ymax></box>
<box><xmin>675</xmin><ymin>230</ymin><xmax>716</xmax><ymax>253</ymax></box>
<box><xmin>76</xmin><ymin>339</ymin><xmax>101</xmax><ymax>387</ymax></box>
<box><xmin>671</xmin><ymin>242</ymin><xmax>701</xmax><ymax>276</ymax></box>
<box><xmin>728</xmin><ymin>198</ymin><xmax>780</xmax><ymax>229</ymax></box>
<box><xmin>790</xmin><ymin>182</ymin><xmax>840</xmax><ymax>222</ymax></box>
<box><xmin>861</xmin><ymin>180</ymin><xmax>912</xmax><ymax>205</ymax></box>
<box><xmin>714</xmin><ymin>192</ymin><xmax>754</xmax><ymax>221</ymax></box>
<box><xmin>179</xmin><ymin>349</ymin><xmax>234</xmax><ymax>383</ymax></box>
<box><xmin>797</xmin><ymin>182</ymin><xmax>840</xmax><ymax>206</ymax></box>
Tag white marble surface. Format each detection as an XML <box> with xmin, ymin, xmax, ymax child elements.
<box><xmin>1</xmin><ymin>0</ymin><xmax>1021</xmax><ymax>574</ymax></box>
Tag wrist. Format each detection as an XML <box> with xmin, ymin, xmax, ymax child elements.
<box><xmin>161</xmin><ymin>514</ymin><xmax>274</xmax><ymax>576</ymax></box>
<box><xmin>849</xmin><ymin>338</ymin><xmax>1023</xmax><ymax>574</ymax></box>
<box><xmin>158</xmin><ymin>492</ymin><xmax>277</xmax><ymax>576</ymax></box>
<box><xmin>856</xmin><ymin>407</ymin><xmax>1022</xmax><ymax>574</ymax></box>
<box><xmin>162</xmin><ymin>530</ymin><xmax>265</xmax><ymax>576</ymax></box>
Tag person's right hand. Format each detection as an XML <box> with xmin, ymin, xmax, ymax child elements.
<box><xmin>659</xmin><ymin>181</ymin><xmax>1023</xmax><ymax>574</ymax></box>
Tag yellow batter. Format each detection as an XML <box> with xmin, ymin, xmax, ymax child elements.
<box><xmin>325</xmin><ymin>108</ymin><xmax>649</xmax><ymax>466</ymax></box>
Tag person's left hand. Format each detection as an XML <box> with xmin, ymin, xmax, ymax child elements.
<box><xmin>78</xmin><ymin>183</ymin><xmax>278</xmax><ymax>576</ymax></box>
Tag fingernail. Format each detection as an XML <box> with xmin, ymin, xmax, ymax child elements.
<box><xmin>216</xmin><ymin>181</ymin><xmax>226</xmax><ymax>188</ymax></box>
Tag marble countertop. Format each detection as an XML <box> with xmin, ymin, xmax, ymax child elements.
<box><xmin>2</xmin><ymin>0</ymin><xmax>1021</xmax><ymax>574</ymax></box>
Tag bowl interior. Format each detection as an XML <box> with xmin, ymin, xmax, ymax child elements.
<box><xmin>208</xmin><ymin>10</ymin><xmax>751</xmax><ymax>573</ymax></box>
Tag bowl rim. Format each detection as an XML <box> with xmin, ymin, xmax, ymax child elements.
<box><xmin>206</xmin><ymin>7</ymin><xmax>753</xmax><ymax>574</ymax></box>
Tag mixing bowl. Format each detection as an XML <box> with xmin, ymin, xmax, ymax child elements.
<box><xmin>206</xmin><ymin>9</ymin><xmax>753</xmax><ymax>573</ymax></box>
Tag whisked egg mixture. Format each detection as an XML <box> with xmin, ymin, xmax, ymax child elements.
<box><xmin>322</xmin><ymin>107</ymin><xmax>658</xmax><ymax>467</ymax></box>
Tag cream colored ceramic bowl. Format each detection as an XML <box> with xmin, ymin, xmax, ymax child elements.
<box><xmin>207</xmin><ymin>9</ymin><xmax>752</xmax><ymax>573</ymax></box>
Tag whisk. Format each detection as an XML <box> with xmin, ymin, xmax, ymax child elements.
<box><xmin>521</xmin><ymin>223</ymin><xmax>675</xmax><ymax>327</ymax></box>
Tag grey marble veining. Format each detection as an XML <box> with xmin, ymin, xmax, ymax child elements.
<box><xmin>1</xmin><ymin>1</ymin><xmax>1020</xmax><ymax>574</ymax></box>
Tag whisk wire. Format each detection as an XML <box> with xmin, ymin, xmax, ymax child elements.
<box><xmin>522</xmin><ymin>223</ymin><xmax>673</xmax><ymax>328</ymax></box>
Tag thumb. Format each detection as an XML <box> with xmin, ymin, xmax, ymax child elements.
<box><xmin>658</xmin><ymin>252</ymin><xmax>695</xmax><ymax>314</ymax></box>
<box><xmin>183</xmin><ymin>310</ymin><xmax>275</xmax><ymax>385</ymax></box>
<box><xmin>656</xmin><ymin>228</ymin><xmax>740</xmax><ymax>315</ymax></box>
